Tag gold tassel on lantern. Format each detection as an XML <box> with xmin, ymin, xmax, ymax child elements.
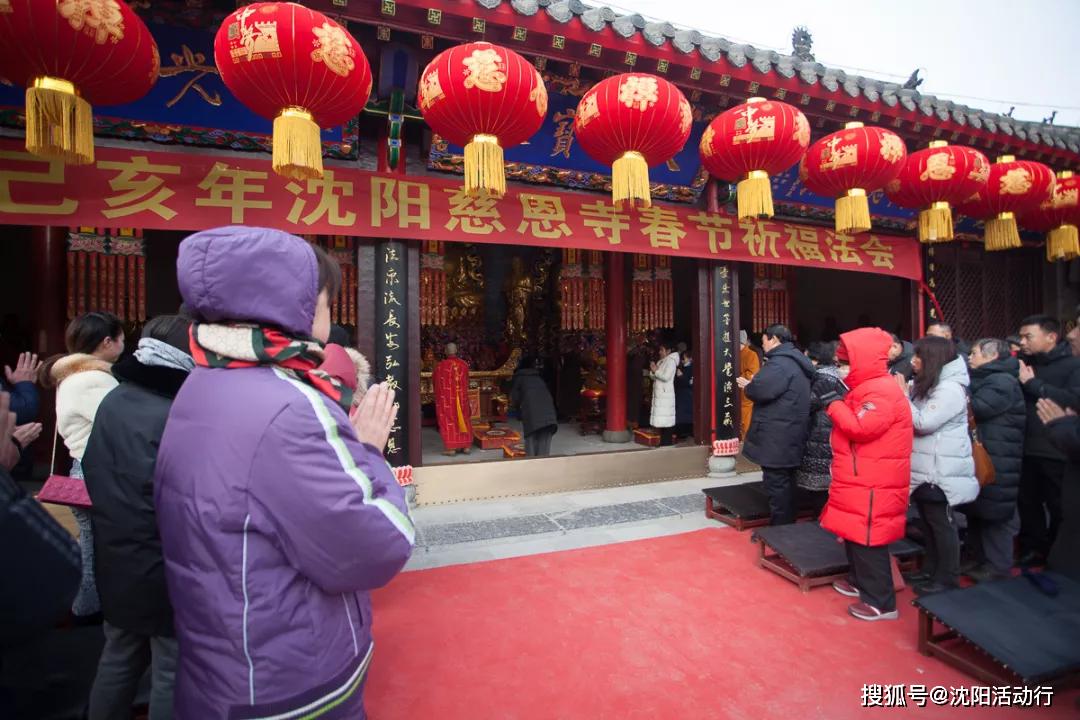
<box><xmin>984</xmin><ymin>212</ymin><xmax>1021</xmax><ymax>251</ymax></box>
<box><xmin>919</xmin><ymin>201</ymin><xmax>954</xmax><ymax>243</ymax></box>
<box><xmin>25</xmin><ymin>77</ymin><xmax>94</xmax><ymax>165</ymax></box>
<box><xmin>737</xmin><ymin>170</ymin><xmax>773</xmax><ymax>220</ymax></box>
<box><xmin>464</xmin><ymin>134</ymin><xmax>505</xmax><ymax>198</ymax></box>
<box><xmin>1048</xmin><ymin>224</ymin><xmax>1080</xmax><ymax>261</ymax></box>
<box><xmin>273</xmin><ymin>107</ymin><xmax>323</xmax><ymax>180</ymax></box>
<box><xmin>835</xmin><ymin>188</ymin><xmax>871</xmax><ymax>235</ymax></box>
<box><xmin>612</xmin><ymin>151</ymin><xmax>651</xmax><ymax>208</ymax></box>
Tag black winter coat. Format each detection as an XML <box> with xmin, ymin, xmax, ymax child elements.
<box><xmin>1047</xmin><ymin>416</ymin><xmax>1080</xmax><ymax>582</ymax></box>
<box><xmin>511</xmin><ymin>368</ymin><xmax>558</xmax><ymax>436</ymax></box>
<box><xmin>1020</xmin><ymin>342</ymin><xmax>1080</xmax><ymax>461</ymax></box>
<box><xmin>82</xmin><ymin>355</ymin><xmax>187</xmax><ymax>637</ymax></box>
<box><xmin>888</xmin><ymin>341</ymin><xmax>914</xmax><ymax>381</ymax></box>
<box><xmin>796</xmin><ymin>365</ymin><xmax>846</xmax><ymax>491</ymax></box>
<box><xmin>964</xmin><ymin>356</ymin><xmax>1026</xmax><ymax>521</ymax></box>
<box><xmin>675</xmin><ymin>360</ymin><xmax>694</xmax><ymax>426</ymax></box>
<box><xmin>743</xmin><ymin>343</ymin><xmax>814</xmax><ymax>468</ymax></box>
<box><xmin>0</xmin><ymin>467</ymin><xmax>80</xmax><ymax>648</ymax></box>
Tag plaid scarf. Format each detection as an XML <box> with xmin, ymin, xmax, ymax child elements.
<box><xmin>190</xmin><ymin>324</ymin><xmax>354</xmax><ymax>410</ymax></box>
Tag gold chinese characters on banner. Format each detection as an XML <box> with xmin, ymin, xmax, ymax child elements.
<box><xmin>0</xmin><ymin>142</ymin><xmax>924</xmax><ymax>280</ymax></box>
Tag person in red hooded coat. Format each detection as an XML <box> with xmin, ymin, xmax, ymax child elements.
<box><xmin>820</xmin><ymin>327</ymin><xmax>914</xmax><ymax>621</ymax></box>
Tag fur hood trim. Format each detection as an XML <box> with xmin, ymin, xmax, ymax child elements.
<box><xmin>51</xmin><ymin>353</ymin><xmax>113</xmax><ymax>385</ymax></box>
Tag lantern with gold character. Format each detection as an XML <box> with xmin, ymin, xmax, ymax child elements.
<box><xmin>886</xmin><ymin>142</ymin><xmax>989</xmax><ymax>243</ymax></box>
<box><xmin>1021</xmin><ymin>172</ymin><xmax>1080</xmax><ymax>262</ymax></box>
<box><xmin>957</xmin><ymin>157</ymin><xmax>1056</xmax><ymax>251</ymax></box>
<box><xmin>214</xmin><ymin>3</ymin><xmax>372</xmax><ymax>180</ymax></box>
<box><xmin>573</xmin><ymin>73</ymin><xmax>692</xmax><ymax>208</ymax></box>
<box><xmin>419</xmin><ymin>41</ymin><xmax>547</xmax><ymax>198</ymax></box>
<box><xmin>0</xmin><ymin>0</ymin><xmax>159</xmax><ymax>164</ymax></box>
<box><xmin>802</xmin><ymin>123</ymin><xmax>907</xmax><ymax>235</ymax></box>
<box><xmin>699</xmin><ymin>97</ymin><xmax>809</xmax><ymax>220</ymax></box>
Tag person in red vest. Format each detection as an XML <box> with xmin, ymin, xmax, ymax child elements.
<box><xmin>433</xmin><ymin>342</ymin><xmax>473</xmax><ymax>456</ymax></box>
<box><xmin>819</xmin><ymin>327</ymin><xmax>914</xmax><ymax>622</ymax></box>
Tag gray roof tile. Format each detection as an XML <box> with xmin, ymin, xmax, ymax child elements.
<box><xmin>473</xmin><ymin>0</ymin><xmax>1080</xmax><ymax>153</ymax></box>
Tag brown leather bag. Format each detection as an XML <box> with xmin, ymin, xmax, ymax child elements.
<box><xmin>968</xmin><ymin>403</ymin><xmax>996</xmax><ymax>487</ymax></box>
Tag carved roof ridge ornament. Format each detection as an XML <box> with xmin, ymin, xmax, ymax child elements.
<box><xmin>774</xmin><ymin>55</ymin><xmax>796</xmax><ymax>79</ymax></box>
<box><xmin>545</xmin><ymin>0</ymin><xmax>574</xmax><ymax>23</ymax></box>
<box><xmin>672</xmin><ymin>29</ymin><xmax>701</xmax><ymax>54</ymax></box>
<box><xmin>611</xmin><ymin>13</ymin><xmax>642</xmax><ymax>38</ymax></box>
<box><xmin>643</xmin><ymin>21</ymin><xmax>674</xmax><ymax>47</ymax></box>
<box><xmin>580</xmin><ymin>7</ymin><xmax>615</xmax><ymax>31</ymax></box>
<box><xmin>697</xmin><ymin>37</ymin><xmax>723</xmax><ymax>62</ymax></box>
<box><xmin>509</xmin><ymin>0</ymin><xmax>539</xmax><ymax>15</ymax></box>
<box><xmin>726</xmin><ymin>44</ymin><xmax>748</xmax><ymax>68</ymax></box>
<box><xmin>476</xmin><ymin>0</ymin><xmax>503</xmax><ymax>9</ymax></box>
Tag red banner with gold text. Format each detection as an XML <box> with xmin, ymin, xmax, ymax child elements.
<box><xmin>0</xmin><ymin>142</ymin><xmax>920</xmax><ymax>279</ymax></box>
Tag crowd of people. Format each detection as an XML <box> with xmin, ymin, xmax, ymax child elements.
<box><xmin>739</xmin><ymin>316</ymin><xmax>1080</xmax><ymax>621</ymax></box>
<box><xmin>1</xmin><ymin>223</ymin><xmax>1077</xmax><ymax>715</ymax></box>
<box><xmin>1</xmin><ymin>227</ymin><xmax>412</xmax><ymax>718</ymax></box>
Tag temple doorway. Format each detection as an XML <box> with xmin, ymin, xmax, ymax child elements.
<box><xmin>418</xmin><ymin>242</ymin><xmax>700</xmax><ymax>465</ymax></box>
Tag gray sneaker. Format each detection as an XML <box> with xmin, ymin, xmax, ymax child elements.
<box><xmin>848</xmin><ymin>602</ymin><xmax>899</xmax><ymax>621</ymax></box>
<box><xmin>832</xmin><ymin>580</ymin><xmax>860</xmax><ymax>598</ymax></box>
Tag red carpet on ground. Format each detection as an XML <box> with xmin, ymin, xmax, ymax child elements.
<box><xmin>367</xmin><ymin>528</ymin><xmax>1078</xmax><ymax>719</ymax></box>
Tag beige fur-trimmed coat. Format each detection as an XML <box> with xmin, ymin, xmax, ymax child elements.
<box><xmin>51</xmin><ymin>354</ymin><xmax>117</xmax><ymax>461</ymax></box>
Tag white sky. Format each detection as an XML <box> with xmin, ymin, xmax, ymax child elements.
<box><xmin>611</xmin><ymin>0</ymin><xmax>1080</xmax><ymax>128</ymax></box>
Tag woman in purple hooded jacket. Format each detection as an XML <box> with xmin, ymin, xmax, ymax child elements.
<box><xmin>154</xmin><ymin>227</ymin><xmax>414</xmax><ymax>719</ymax></box>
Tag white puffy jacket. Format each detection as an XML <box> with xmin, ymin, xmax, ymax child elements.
<box><xmin>909</xmin><ymin>357</ymin><xmax>979</xmax><ymax>506</ymax></box>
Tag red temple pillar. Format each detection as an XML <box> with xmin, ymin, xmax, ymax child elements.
<box><xmin>603</xmin><ymin>251</ymin><xmax>631</xmax><ymax>443</ymax></box>
<box><xmin>31</xmin><ymin>225</ymin><xmax>68</xmax><ymax>355</ymax></box>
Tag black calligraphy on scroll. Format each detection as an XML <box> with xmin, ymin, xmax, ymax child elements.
<box><xmin>376</xmin><ymin>240</ymin><xmax>408</xmax><ymax>461</ymax></box>
<box><xmin>712</xmin><ymin>264</ymin><xmax>738</xmax><ymax>440</ymax></box>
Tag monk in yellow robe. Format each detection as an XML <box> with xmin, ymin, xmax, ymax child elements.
<box><xmin>738</xmin><ymin>330</ymin><xmax>761</xmax><ymax>440</ymax></box>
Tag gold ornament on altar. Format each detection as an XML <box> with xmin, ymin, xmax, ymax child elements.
<box><xmin>447</xmin><ymin>249</ymin><xmax>484</xmax><ymax>322</ymax></box>
<box><xmin>505</xmin><ymin>256</ymin><xmax>541</xmax><ymax>344</ymax></box>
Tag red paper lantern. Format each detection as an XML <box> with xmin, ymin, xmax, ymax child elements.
<box><xmin>699</xmin><ymin>97</ymin><xmax>809</xmax><ymax>220</ymax></box>
<box><xmin>1020</xmin><ymin>172</ymin><xmax>1080</xmax><ymax>262</ymax></box>
<box><xmin>0</xmin><ymin>0</ymin><xmax>159</xmax><ymax>164</ymax></box>
<box><xmin>573</xmin><ymin>73</ymin><xmax>692</xmax><ymax>208</ymax></box>
<box><xmin>885</xmin><ymin>142</ymin><xmax>989</xmax><ymax>243</ymax></box>
<box><xmin>215</xmin><ymin>3</ymin><xmax>371</xmax><ymax>180</ymax></box>
<box><xmin>802</xmin><ymin>123</ymin><xmax>907</xmax><ymax>234</ymax></box>
<box><xmin>956</xmin><ymin>156</ymin><xmax>1056</xmax><ymax>251</ymax></box>
<box><xmin>419</xmin><ymin>41</ymin><xmax>546</xmax><ymax>198</ymax></box>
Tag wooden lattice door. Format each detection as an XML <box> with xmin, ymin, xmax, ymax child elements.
<box><xmin>926</xmin><ymin>244</ymin><xmax>1042</xmax><ymax>341</ymax></box>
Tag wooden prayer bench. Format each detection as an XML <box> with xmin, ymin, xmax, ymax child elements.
<box><xmin>751</xmin><ymin>522</ymin><xmax>924</xmax><ymax>593</ymax></box>
<box><xmin>914</xmin><ymin>575</ymin><xmax>1080</xmax><ymax>688</ymax></box>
